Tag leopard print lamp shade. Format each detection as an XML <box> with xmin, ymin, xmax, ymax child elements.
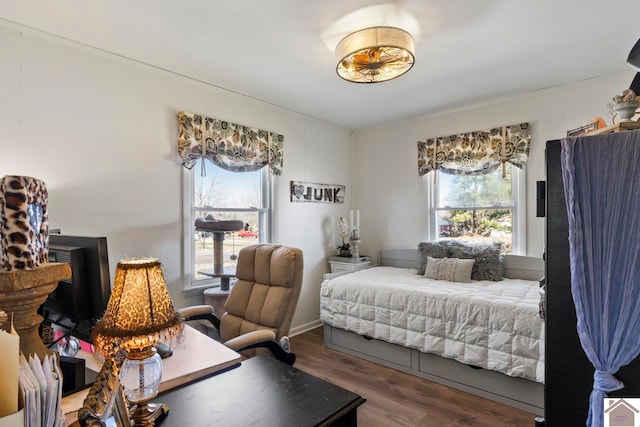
<box><xmin>92</xmin><ymin>258</ymin><xmax>183</xmax><ymax>357</ymax></box>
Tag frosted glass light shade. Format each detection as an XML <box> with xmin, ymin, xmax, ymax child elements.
<box><xmin>336</xmin><ymin>26</ymin><xmax>415</xmax><ymax>83</ymax></box>
<box><xmin>120</xmin><ymin>349</ymin><xmax>162</xmax><ymax>403</ymax></box>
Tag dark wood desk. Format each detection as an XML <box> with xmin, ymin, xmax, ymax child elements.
<box><xmin>158</xmin><ymin>355</ymin><xmax>366</xmax><ymax>426</ymax></box>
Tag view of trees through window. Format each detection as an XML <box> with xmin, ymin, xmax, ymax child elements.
<box><xmin>435</xmin><ymin>167</ymin><xmax>513</xmax><ymax>253</ymax></box>
<box><xmin>192</xmin><ymin>163</ymin><xmax>267</xmax><ymax>281</ymax></box>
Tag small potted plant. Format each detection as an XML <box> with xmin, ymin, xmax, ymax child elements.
<box><xmin>337</xmin><ymin>242</ymin><xmax>351</xmax><ymax>257</ymax></box>
<box><xmin>336</xmin><ymin>216</ymin><xmax>351</xmax><ymax>257</ymax></box>
<box><xmin>608</xmin><ymin>89</ymin><xmax>640</xmax><ymax>122</ymax></box>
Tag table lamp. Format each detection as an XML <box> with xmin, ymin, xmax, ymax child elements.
<box><xmin>93</xmin><ymin>257</ymin><xmax>182</xmax><ymax>426</ymax></box>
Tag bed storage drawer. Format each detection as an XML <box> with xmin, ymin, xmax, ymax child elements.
<box><xmin>418</xmin><ymin>352</ymin><xmax>544</xmax><ymax>411</ymax></box>
<box><xmin>323</xmin><ymin>325</ymin><xmax>544</xmax><ymax>414</ymax></box>
<box><xmin>325</xmin><ymin>325</ymin><xmax>413</xmax><ymax>369</ymax></box>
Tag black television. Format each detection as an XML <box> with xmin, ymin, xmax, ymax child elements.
<box><xmin>44</xmin><ymin>234</ymin><xmax>111</xmax><ymax>342</ymax></box>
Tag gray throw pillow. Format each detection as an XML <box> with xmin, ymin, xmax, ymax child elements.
<box><xmin>417</xmin><ymin>241</ymin><xmax>449</xmax><ymax>275</ymax></box>
<box><xmin>443</xmin><ymin>241</ymin><xmax>504</xmax><ymax>281</ymax></box>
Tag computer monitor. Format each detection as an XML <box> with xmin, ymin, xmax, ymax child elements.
<box><xmin>44</xmin><ymin>234</ymin><xmax>111</xmax><ymax>342</ymax></box>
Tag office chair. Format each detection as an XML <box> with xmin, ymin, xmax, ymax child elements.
<box><xmin>179</xmin><ymin>244</ymin><xmax>303</xmax><ymax>365</ymax></box>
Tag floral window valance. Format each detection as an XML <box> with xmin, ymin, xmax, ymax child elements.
<box><xmin>417</xmin><ymin>122</ymin><xmax>530</xmax><ymax>177</ymax></box>
<box><xmin>177</xmin><ymin>111</ymin><xmax>284</xmax><ymax>175</ymax></box>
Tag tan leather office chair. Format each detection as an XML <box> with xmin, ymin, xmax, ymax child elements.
<box><xmin>179</xmin><ymin>244</ymin><xmax>303</xmax><ymax>365</ymax></box>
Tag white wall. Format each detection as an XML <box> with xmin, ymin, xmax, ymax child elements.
<box><xmin>352</xmin><ymin>70</ymin><xmax>636</xmax><ymax>260</ymax></box>
<box><xmin>1</xmin><ymin>21</ymin><xmax>636</xmax><ymax>332</ymax></box>
<box><xmin>0</xmin><ymin>24</ymin><xmax>353</xmax><ymax>332</ymax></box>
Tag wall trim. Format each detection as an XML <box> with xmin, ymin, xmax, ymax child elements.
<box><xmin>290</xmin><ymin>319</ymin><xmax>322</xmax><ymax>337</ymax></box>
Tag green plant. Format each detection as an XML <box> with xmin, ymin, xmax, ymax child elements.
<box><xmin>337</xmin><ymin>242</ymin><xmax>351</xmax><ymax>251</ymax></box>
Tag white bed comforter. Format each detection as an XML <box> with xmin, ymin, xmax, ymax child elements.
<box><xmin>320</xmin><ymin>266</ymin><xmax>545</xmax><ymax>383</ymax></box>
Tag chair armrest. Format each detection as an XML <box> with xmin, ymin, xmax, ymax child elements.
<box><xmin>177</xmin><ymin>305</ymin><xmax>221</xmax><ymax>330</ymax></box>
<box><xmin>224</xmin><ymin>330</ymin><xmax>276</xmax><ymax>350</ymax></box>
<box><xmin>225</xmin><ymin>331</ymin><xmax>296</xmax><ymax>366</ymax></box>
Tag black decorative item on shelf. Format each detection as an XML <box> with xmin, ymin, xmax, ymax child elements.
<box><xmin>535</xmin><ymin>181</ymin><xmax>545</xmax><ymax>218</ymax></box>
<box><xmin>627</xmin><ymin>38</ymin><xmax>640</xmax><ymax>93</ymax></box>
<box><xmin>628</xmin><ymin>38</ymin><xmax>640</xmax><ymax>69</ymax></box>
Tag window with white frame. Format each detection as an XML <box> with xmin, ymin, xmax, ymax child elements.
<box><xmin>428</xmin><ymin>166</ymin><xmax>526</xmax><ymax>254</ymax></box>
<box><xmin>185</xmin><ymin>161</ymin><xmax>270</xmax><ymax>290</ymax></box>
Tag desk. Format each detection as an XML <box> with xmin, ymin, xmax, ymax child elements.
<box><xmin>62</xmin><ymin>325</ymin><xmax>241</xmax><ymax>424</ymax></box>
<box><xmin>159</xmin><ymin>355</ymin><xmax>366</xmax><ymax>426</ymax></box>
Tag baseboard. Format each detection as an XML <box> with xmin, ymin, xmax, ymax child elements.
<box><xmin>289</xmin><ymin>319</ymin><xmax>322</xmax><ymax>337</ymax></box>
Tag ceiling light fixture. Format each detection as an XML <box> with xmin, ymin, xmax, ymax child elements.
<box><xmin>336</xmin><ymin>26</ymin><xmax>415</xmax><ymax>83</ymax></box>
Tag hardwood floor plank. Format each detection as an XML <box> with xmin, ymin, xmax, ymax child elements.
<box><xmin>290</xmin><ymin>327</ymin><xmax>536</xmax><ymax>427</ymax></box>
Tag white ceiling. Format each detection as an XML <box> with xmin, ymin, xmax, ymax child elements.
<box><xmin>1</xmin><ymin>0</ymin><xmax>639</xmax><ymax>129</ymax></box>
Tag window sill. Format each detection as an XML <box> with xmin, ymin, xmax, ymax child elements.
<box><xmin>182</xmin><ymin>283</ymin><xmax>215</xmax><ymax>298</ymax></box>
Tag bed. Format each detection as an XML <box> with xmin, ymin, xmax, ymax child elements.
<box><xmin>320</xmin><ymin>248</ymin><xmax>545</xmax><ymax>415</ymax></box>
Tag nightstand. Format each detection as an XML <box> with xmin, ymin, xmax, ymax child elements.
<box><xmin>328</xmin><ymin>256</ymin><xmax>371</xmax><ymax>273</ymax></box>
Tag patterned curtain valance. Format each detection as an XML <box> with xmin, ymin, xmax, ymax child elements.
<box><xmin>177</xmin><ymin>111</ymin><xmax>284</xmax><ymax>175</ymax></box>
<box><xmin>417</xmin><ymin>122</ymin><xmax>531</xmax><ymax>177</ymax></box>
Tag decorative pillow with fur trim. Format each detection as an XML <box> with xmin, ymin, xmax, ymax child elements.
<box><xmin>443</xmin><ymin>240</ymin><xmax>503</xmax><ymax>281</ymax></box>
<box><xmin>417</xmin><ymin>241</ymin><xmax>449</xmax><ymax>275</ymax></box>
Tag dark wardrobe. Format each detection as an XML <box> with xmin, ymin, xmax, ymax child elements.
<box><xmin>544</xmin><ymin>138</ymin><xmax>640</xmax><ymax>426</ymax></box>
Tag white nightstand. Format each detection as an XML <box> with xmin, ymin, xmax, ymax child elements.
<box><xmin>328</xmin><ymin>256</ymin><xmax>371</xmax><ymax>273</ymax></box>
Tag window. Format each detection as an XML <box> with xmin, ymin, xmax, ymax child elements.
<box><xmin>428</xmin><ymin>166</ymin><xmax>525</xmax><ymax>254</ymax></box>
<box><xmin>184</xmin><ymin>161</ymin><xmax>270</xmax><ymax>291</ymax></box>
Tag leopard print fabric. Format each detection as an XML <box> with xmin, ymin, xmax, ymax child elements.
<box><xmin>0</xmin><ymin>175</ymin><xmax>49</xmax><ymax>270</ymax></box>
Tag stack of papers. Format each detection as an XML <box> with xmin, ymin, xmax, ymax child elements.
<box><xmin>18</xmin><ymin>354</ymin><xmax>64</xmax><ymax>427</ymax></box>
<box><xmin>0</xmin><ymin>314</ymin><xmax>64</xmax><ymax>427</ymax></box>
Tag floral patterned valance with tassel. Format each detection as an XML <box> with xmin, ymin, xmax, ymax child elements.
<box><xmin>178</xmin><ymin>111</ymin><xmax>284</xmax><ymax>175</ymax></box>
<box><xmin>417</xmin><ymin>122</ymin><xmax>530</xmax><ymax>177</ymax></box>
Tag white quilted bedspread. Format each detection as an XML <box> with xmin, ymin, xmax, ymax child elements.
<box><xmin>320</xmin><ymin>266</ymin><xmax>545</xmax><ymax>383</ymax></box>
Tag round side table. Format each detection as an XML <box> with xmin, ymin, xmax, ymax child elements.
<box><xmin>203</xmin><ymin>285</ymin><xmax>233</xmax><ymax>317</ymax></box>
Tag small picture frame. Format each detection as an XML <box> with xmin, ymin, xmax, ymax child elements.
<box><xmin>103</xmin><ymin>384</ymin><xmax>131</xmax><ymax>427</ymax></box>
<box><xmin>78</xmin><ymin>354</ymin><xmax>131</xmax><ymax>426</ymax></box>
<box><xmin>566</xmin><ymin>120</ymin><xmax>601</xmax><ymax>137</ymax></box>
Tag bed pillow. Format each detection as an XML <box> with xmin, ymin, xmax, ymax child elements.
<box><xmin>424</xmin><ymin>257</ymin><xmax>474</xmax><ymax>283</ymax></box>
<box><xmin>443</xmin><ymin>241</ymin><xmax>504</xmax><ymax>281</ymax></box>
<box><xmin>417</xmin><ymin>241</ymin><xmax>450</xmax><ymax>275</ymax></box>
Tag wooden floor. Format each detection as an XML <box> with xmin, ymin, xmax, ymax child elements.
<box><xmin>290</xmin><ymin>327</ymin><xmax>536</xmax><ymax>427</ymax></box>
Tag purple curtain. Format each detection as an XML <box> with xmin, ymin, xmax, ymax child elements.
<box><xmin>561</xmin><ymin>131</ymin><xmax>640</xmax><ymax>427</ymax></box>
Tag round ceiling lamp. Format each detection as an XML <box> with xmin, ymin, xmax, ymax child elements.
<box><xmin>336</xmin><ymin>26</ymin><xmax>415</xmax><ymax>83</ymax></box>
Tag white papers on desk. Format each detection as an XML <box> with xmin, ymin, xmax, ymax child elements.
<box><xmin>18</xmin><ymin>354</ymin><xmax>63</xmax><ymax>427</ymax></box>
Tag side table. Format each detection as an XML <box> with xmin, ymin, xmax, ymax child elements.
<box><xmin>203</xmin><ymin>286</ymin><xmax>232</xmax><ymax>317</ymax></box>
<box><xmin>328</xmin><ymin>256</ymin><xmax>371</xmax><ymax>273</ymax></box>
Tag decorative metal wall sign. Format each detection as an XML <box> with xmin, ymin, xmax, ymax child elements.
<box><xmin>290</xmin><ymin>181</ymin><xmax>345</xmax><ymax>203</ymax></box>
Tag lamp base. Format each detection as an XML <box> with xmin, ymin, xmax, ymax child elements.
<box><xmin>129</xmin><ymin>402</ymin><xmax>169</xmax><ymax>426</ymax></box>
